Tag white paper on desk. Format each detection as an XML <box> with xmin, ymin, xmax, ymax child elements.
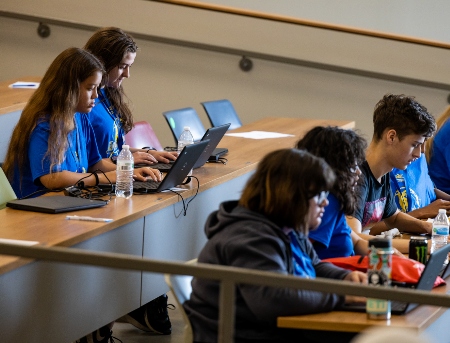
<box><xmin>0</xmin><ymin>238</ymin><xmax>39</xmax><ymax>246</ymax></box>
<box><xmin>225</xmin><ymin>131</ymin><xmax>294</xmax><ymax>139</ymax></box>
<box><xmin>8</xmin><ymin>81</ymin><xmax>40</xmax><ymax>89</ymax></box>
<box><xmin>161</xmin><ymin>187</ymin><xmax>188</xmax><ymax>192</ymax></box>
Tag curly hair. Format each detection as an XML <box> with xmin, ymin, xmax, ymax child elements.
<box><xmin>373</xmin><ymin>94</ymin><xmax>436</xmax><ymax>142</ymax></box>
<box><xmin>295</xmin><ymin>126</ymin><xmax>367</xmax><ymax>215</ymax></box>
<box><xmin>84</xmin><ymin>27</ymin><xmax>138</xmax><ymax>133</ymax></box>
<box><xmin>239</xmin><ymin>149</ymin><xmax>335</xmax><ymax>233</ymax></box>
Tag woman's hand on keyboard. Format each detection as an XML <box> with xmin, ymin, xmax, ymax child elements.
<box><xmin>133</xmin><ymin>167</ymin><xmax>162</xmax><ymax>182</ymax></box>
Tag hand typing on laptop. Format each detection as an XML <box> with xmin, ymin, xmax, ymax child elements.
<box><xmin>131</xmin><ymin>150</ymin><xmax>178</xmax><ymax>165</ymax></box>
<box><xmin>343</xmin><ymin>271</ymin><xmax>368</xmax><ymax>305</ymax></box>
<box><xmin>133</xmin><ymin>167</ymin><xmax>162</xmax><ymax>182</ymax></box>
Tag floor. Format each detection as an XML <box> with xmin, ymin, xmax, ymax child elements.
<box><xmin>112</xmin><ymin>292</ymin><xmax>186</xmax><ymax>343</ymax></box>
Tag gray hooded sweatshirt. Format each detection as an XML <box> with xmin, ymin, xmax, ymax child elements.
<box><xmin>184</xmin><ymin>200</ymin><xmax>350</xmax><ymax>343</ymax></box>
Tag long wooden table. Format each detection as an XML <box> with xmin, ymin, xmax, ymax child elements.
<box><xmin>0</xmin><ymin>77</ymin><xmax>41</xmax><ymax>163</ymax></box>
<box><xmin>0</xmin><ymin>115</ymin><xmax>355</xmax><ymax>343</ymax></box>
<box><xmin>278</xmin><ymin>273</ymin><xmax>450</xmax><ymax>342</ymax></box>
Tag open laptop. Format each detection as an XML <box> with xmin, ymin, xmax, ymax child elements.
<box><xmin>130</xmin><ymin>140</ymin><xmax>209</xmax><ymax>194</ymax></box>
<box><xmin>341</xmin><ymin>243</ymin><xmax>450</xmax><ymax>315</ymax></box>
<box><xmin>150</xmin><ymin>124</ymin><xmax>230</xmax><ymax>172</ymax></box>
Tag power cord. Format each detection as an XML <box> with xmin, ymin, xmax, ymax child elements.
<box><xmin>64</xmin><ymin>170</ymin><xmax>113</xmax><ymax>202</ymax></box>
<box><xmin>208</xmin><ymin>157</ymin><xmax>227</xmax><ymax>165</ymax></box>
<box><xmin>170</xmin><ymin>175</ymin><xmax>200</xmax><ymax>217</ymax></box>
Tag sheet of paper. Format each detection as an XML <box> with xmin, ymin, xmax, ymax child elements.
<box><xmin>0</xmin><ymin>238</ymin><xmax>39</xmax><ymax>246</ymax></box>
<box><xmin>225</xmin><ymin>131</ymin><xmax>294</xmax><ymax>139</ymax></box>
<box><xmin>8</xmin><ymin>81</ymin><xmax>40</xmax><ymax>89</ymax></box>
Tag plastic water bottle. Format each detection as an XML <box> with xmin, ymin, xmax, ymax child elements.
<box><xmin>431</xmin><ymin>209</ymin><xmax>449</xmax><ymax>253</ymax></box>
<box><xmin>115</xmin><ymin>145</ymin><xmax>134</xmax><ymax>199</ymax></box>
<box><xmin>177</xmin><ymin>126</ymin><xmax>194</xmax><ymax>176</ymax></box>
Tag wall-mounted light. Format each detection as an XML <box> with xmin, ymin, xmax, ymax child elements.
<box><xmin>37</xmin><ymin>22</ymin><xmax>51</xmax><ymax>38</ymax></box>
<box><xmin>239</xmin><ymin>56</ymin><xmax>253</xmax><ymax>72</ymax></box>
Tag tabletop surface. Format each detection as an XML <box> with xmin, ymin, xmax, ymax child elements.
<box><xmin>278</xmin><ymin>267</ymin><xmax>449</xmax><ymax>333</ymax></box>
<box><xmin>0</xmin><ymin>77</ymin><xmax>41</xmax><ymax>115</ymax></box>
<box><xmin>0</xmin><ymin>116</ymin><xmax>355</xmax><ymax>275</ymax></box>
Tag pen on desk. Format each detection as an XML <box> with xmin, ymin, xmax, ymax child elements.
<box><xmin>66</xmin><ymin>215</ymin><xmax>113</xmax><ymax>223</ymax></box>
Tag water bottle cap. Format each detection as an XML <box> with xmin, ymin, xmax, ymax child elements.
<box><xmin>439</xmin><ymin>209</ymin><xmax>446</xmax><ymax>214</ymax></box>
<box><xmin>122</xmin><ymin>145</ymin><xmax>130</xmax><ymax>150</ymax></box>
<box><xmin>183</xmin><ymin>126</ymin><xmax>190</xmax><ymax>131</ymax></box>
<box><xmin>370</xmin><ymin>237</ymin><xmax>392</xmax><ymax>248</ymax></box>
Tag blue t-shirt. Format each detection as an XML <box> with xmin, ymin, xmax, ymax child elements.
<box><xmin>12</xmin><ymin>113</ymin><xmax>102</xmax><ymax>198</ymax></box>
<box><xmin>390</xmin><ymin>154</ymin><xmax>436</xmax><ymax>213</ymax></box>
<box><xmin>308</xmin><ymin>193</ymin><xmax>354</xmax><ymax>259</ymax></box>
<box><xmin>286</xmin><ymin>230</ymin><xmax>316</xmax><ymax>278</ymax></box>
<box><xmin>88</xmin><ymin>88</ymin><xmax>125</xmax><ymax>159</ymax></box>
<box><xmin>429</xmin><ymin>119</ymin><xmax>450</xmax><ymax>194</ymax></box>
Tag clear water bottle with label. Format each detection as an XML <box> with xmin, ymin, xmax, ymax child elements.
<box><xmin>432</xmin><ymin>209</ymin><xmax>449</xmax><ymax>253</ymax></box>
<box><xmin>177</xmin><ymin>126</ymin><xmax>194</xmax><ymax>176</ymax></box>
<box><xmin>115</xmin><ymin>145</ymin><xmax>134</xmax><ymax>199</ymax></box>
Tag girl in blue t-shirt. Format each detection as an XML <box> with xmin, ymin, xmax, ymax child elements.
<box><xmin>296</xmin><ymin>126</ymin><xmax>370</xmax><ymax>259</ymax></box>
<box><xmin>84</xmin><ymin>27</ymin><xmax>177</xmax><ymax>165</ymax></box>
<box><xmin>3</xmin><ymin>47</ymin><xmax>161</xmax><ymax>199</ymax></box>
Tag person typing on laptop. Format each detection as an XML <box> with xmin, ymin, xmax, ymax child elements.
<box><xmin>84</xmin><ymin>27</ymin><xmax>177</xmax><ymax>166</ymax></box>
<box><xmin>184</xmin><ymin>149</ymin><xmax>366</xmax><ymax>343</ymax></box>
<box><xmin>2</xmin><ymin>47</ymin><xmax>161</xmax><ymax>200</ymax></box>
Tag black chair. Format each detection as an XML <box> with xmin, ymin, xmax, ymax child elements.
<box><xmin>162</xmin><ymin>107</ymin><xmax>206</xmax><ymax>145</ymax></box>
<box><xmin>201</xmin><ymin>99</ymin><xmax>242</xmax><ymax>130</ymax></box>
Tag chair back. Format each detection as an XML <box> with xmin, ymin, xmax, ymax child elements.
<box><xmin>125</xmin><ymin>121</ymin><xmax>163</xmax><ymax>151</ymax></box>
<box><xmin>164</xmin><ymin>259</ymin><xmax>196</xmax><ymax>343</ymax></box>
<box><xmin>162</xmin><ymin>108</ymin><xmax>206</xmax><ymax>145</ymax></box>
<box><xmin>0</xmin><ymin>167</ymin><xmax>17</xmax><ymax>209</ymax></box>
<box><xmin>201</xmin><ymin>99</ymin><xmax>242</xmax><ymax>130</ymax></box>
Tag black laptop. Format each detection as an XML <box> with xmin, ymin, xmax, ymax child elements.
<box><xmin>151</xmin><ymin>124</ymin><xmax>230</xmax><ymax>172</ymax></box>
<box><xmin>6</xmin><ymin>195</ymin><xmax>107</xmax><ymax>214</ymax></box>
<box><xmin>341</xmin><ymin>243</ymin><xmax>450</xmax><ymax>315</ymax></box>
<box><xmin>131</xmin><ymin>140</ymin><xmax>209</xmax><ymax>193</ymax></box>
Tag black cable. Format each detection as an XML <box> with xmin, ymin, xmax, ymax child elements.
<box><xmin>170</xmin><ymin>175</ymin><xmax>200</xmax><ymax>217</ymax></box>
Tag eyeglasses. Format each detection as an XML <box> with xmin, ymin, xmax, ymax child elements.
<box><xmin>350</xmin><ymin>164</ymin><xmax>360</xmax><ymax>174</ymax></box>
<box><xmin>315</xmin><ymin>191</ymin><xmax>329</xmax><ymax>204</ymax></box>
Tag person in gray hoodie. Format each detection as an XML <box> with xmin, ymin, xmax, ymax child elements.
<box><xmin>184</xmin><ymin>148</ymin><xmax>367</xmax><ymax>343</ymax></box>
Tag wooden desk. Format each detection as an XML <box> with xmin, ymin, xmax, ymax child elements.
<box><xmin>0</xmin><ymin>117</ymin><xmax>354</xmax><ymax>342</ymax></box>
<box><xmin>0</xmin><ymin>77</ymin><xmax>40</xmax><ymax>162</ymax></box>
<box><xmin>277</xmin><ymin>279</ymin><xmax>450</xmax><ymax>342</ymax></box>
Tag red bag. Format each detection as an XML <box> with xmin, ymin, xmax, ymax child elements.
<box><xmin>323</xmin><ymin>255</ymin><xmax>446</xmax><ymax>288</ymax></box>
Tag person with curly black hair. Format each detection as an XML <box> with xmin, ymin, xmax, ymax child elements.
<box><xmin>346</xmin><ymin>94</ymin><xmax>435</xmax><ymax>237</ymax></box>
<box><xmin>296</xmin><ymin>126</ymin><xmax>369</xmax><ymax>258</ymax></box>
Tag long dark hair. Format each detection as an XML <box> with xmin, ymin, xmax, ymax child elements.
<box><xmin>239</xmin><ymin>149</ymin><xmax>335</xmax><ymax>233</ymax></box>
<box><xmin>296</xmin><ymin>126</ymin><xmax>367</xmax><ymax>215</ymax></box>
<box><xmin>84</xmin><ymin>27</ymin><xmax>138</xmax><ymax>133</ymax></box>
<box><xmin>3</xmin><ymin>47</ymin><xmax>104</xmax><ymax>182</ymax></box>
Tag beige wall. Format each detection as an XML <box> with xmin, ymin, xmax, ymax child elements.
<box><xmin>1</xmin><ymin>0</ymin><xmax>449</xmax><ymax>148</ymax></box>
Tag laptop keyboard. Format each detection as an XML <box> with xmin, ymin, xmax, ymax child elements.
<box><xmin>150</xmin><ymin>163</ymin><xmax>173</xmax><ymax>172</ymax></box>
<box><xmin>391</xmin><ymin>300</ymin><xmax>407</xmax><ymax>312</ymax></box>
<box><xmin>133</xmin><ymin>180</ymin><xmax>161</xmax><ymax>190</ymax></box>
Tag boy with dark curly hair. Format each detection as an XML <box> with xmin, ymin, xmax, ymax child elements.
<box><xmin>346</xmin><ymin>94</ymin><xmax>435</xmax><ymax>237</ymax></box>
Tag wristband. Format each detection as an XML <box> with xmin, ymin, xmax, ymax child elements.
<box><xmin>92</xmin><ymin>171</ymin><xmax>99</xmax><ymax>186</ymax></box>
